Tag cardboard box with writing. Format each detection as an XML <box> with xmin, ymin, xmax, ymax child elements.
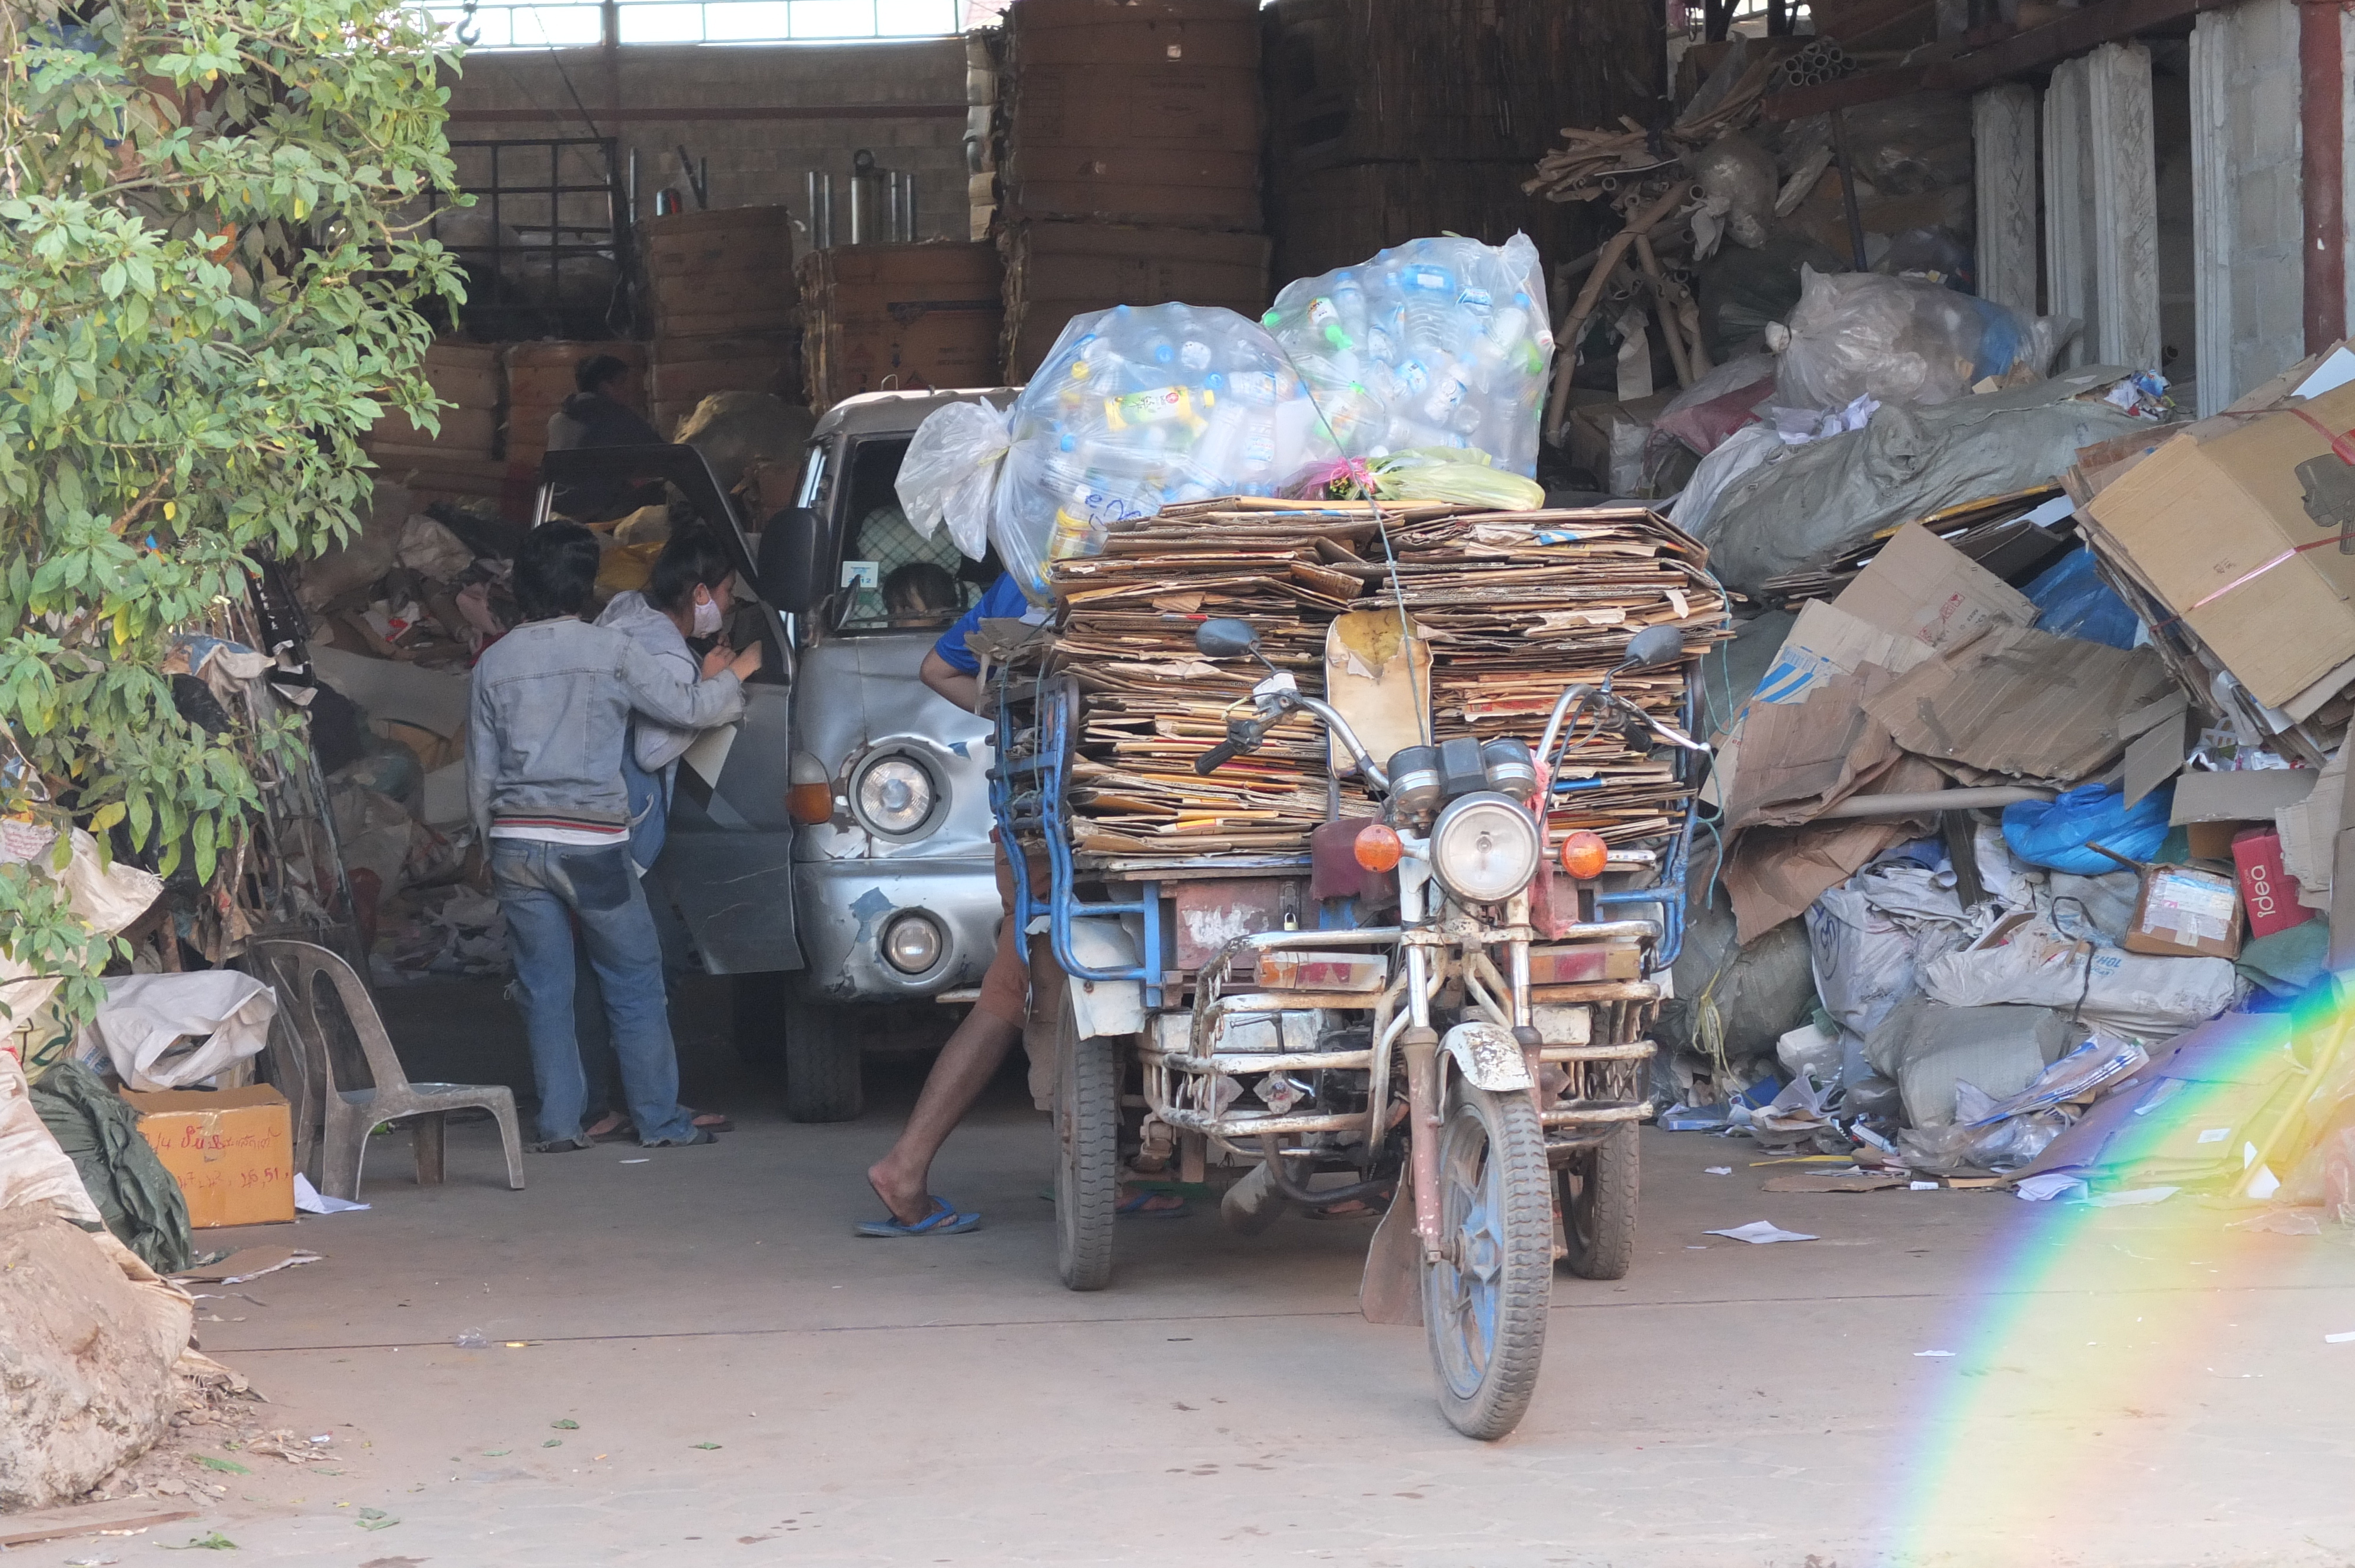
<box><xmin>121</xmin><ymin>1085</ymin><xmax>296</xmax><ymax>1229</ymax></box>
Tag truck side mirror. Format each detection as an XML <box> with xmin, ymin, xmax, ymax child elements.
<box><xmin>757</xmin><ymin>507</ymin><xmax>823</xmax><ymax>613</ymax></box>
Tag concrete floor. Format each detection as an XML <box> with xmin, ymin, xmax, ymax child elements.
<box><xmin>24</xmin><ymin>980</ymin><xmax>2355</xmax><ymax>1568</ymax></box>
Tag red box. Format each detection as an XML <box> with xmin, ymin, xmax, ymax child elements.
<box><xmin>2231</xmin><ymin>828</ymin><xmax>2314</xmax><ymax>941</ymax></box>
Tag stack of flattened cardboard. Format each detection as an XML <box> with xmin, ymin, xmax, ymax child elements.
<box><xmin>993</xmin><ymin>0</ymin><xmax>1267</xmax><ymax>380</ymax></box>
<box><xmin>998</xmin><ymin>0</ymin><xmax>1262</xmax><ymax>232</ymax></box>
<box><xmin>999</xmin><ymin>222</ymin><xmax>1270</xmax><ymax>381</ymax></box>
<box><xmin>795</xmin><ymin>242</ymin><xmax>1005</xmax><ymax>411</ymax></box>
<box><xmin>1023</xmin><ymin>500</ymin><xmax>1727</xmax><ymax>865</ymax></box>
<box><xmin>363</xmin><ymin>341</ymin><xmax>505</xmax><ymax>510</ymax></box>
<box><xmin>1716</xmin><ymin>521</ymin><xmax>2174</xmax><ymax>938</ymax></box>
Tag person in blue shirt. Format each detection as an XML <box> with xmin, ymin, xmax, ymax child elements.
<box><xmin>858</xmin><ymin>572</ymin><xmax>1186</xmax><ymax>1235</ymax></box>
<box><xmin>857</xmin><ymin>572</ymin><xmax>1036</xmax><ymax>1236</ymax></box>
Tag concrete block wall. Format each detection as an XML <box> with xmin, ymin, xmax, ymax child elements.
<box><xmin>440</xmin><ymin>39</ymin><xmax>971</xmax><ymax>247</ymax></box>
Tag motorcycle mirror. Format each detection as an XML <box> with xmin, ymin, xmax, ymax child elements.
<box><xmin>1617</xmin><ymin>624</ymin><xmax>1686</xmax><ymax>672</ymax></box>
<box><xmin>1195</xmin><ymin>617</ymin><xmax>1262</xmax><ymax>660</ymax></box>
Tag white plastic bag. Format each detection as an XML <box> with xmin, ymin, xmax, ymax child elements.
<box><xmin>1918</xmin><ymin>919</ymin><xmax>2241</xmax><ymax>1039</ymax></box>
<box><xmin>75</xmin><ymin>972</ymin><xmax>277</xmax><ymax>1092</ymax></box>
<box><xmin>896</xmin><ymin>400</ymin><xmax>1011</xmax><ymax>562</ymax></box>
<box><xmin>1262</xmin><ymin>234</ymin><xmax>1553</xmax><ymax>477</ymax></box>
<box><xmin>1805</xmin><ymin>881</ymin><xmax>1921</xmax><ymax>1041</ymax></box>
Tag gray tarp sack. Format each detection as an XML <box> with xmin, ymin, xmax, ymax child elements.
<box><xmin>1688</xmin><ymin>365</ymin><xmax>2153</xmax><ymax>597</ymax></box>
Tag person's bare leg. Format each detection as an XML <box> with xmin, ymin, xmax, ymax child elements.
<box><xmin>867</xmin><ymin>1007</ymin><xmax>1024</xmax><ymax>1223</ymax></box>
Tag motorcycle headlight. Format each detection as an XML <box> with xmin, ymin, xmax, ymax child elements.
<box><xmin>1428</xmin><ymin>791</ymin><xmax>1541</xmax><ymax>905</ymax></box>
<box><xmin>851</xmin><ymin>753</ymin><xmax>940</xmax><ymax>839</ymax></box>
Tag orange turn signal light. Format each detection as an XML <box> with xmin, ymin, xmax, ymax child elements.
<box><xmin>1354</xmin><ymin>822</ymin><xmax>1404</xmax><ymax>873</ymax></box>
<box><xmin>788</xmin><ymin>782</ymin><xmax>837</xmax><ymax>825</ymax></box>
<box><xmin>1560</xmin><ymin>829</ymin><xmax>1609</xmax><ymax>881</ymax></box>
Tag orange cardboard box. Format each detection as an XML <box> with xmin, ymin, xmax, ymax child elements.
<box><xmin>121</xmin><ymin>1084</ymin><xmax>296</xmax><ymax>1228</ymax></box>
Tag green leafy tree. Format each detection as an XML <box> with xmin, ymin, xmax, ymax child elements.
<box><xmin>0</xmin><ymin>0</ymin><xmax>465</xmax><ymax>1026</ymax></box>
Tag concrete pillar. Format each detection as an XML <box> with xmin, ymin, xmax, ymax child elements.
<box><xmin>1973</xmin><ymin>84</ymin><xmax>2040</xmax><ymax>318</ymax></box>
<box><xmin>2087</xmin><ymin>42</ymin><xmax>2162</xmax><ymax>371</ymax></box>
<box><xmin>2191</xmin><ymin>0</ymin><xmax>2307</xmax><ymax>413</ymax></box>
<box><xmin>2042</xmin><ymin>57</ymin><xmax>2094</xmax><ymax>367</ymax></box>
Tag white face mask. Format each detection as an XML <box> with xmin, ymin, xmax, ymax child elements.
<box><xmin>691</xmin><ymin>594</ymin><xmax>723</xmax><ymax>637</ymax></box>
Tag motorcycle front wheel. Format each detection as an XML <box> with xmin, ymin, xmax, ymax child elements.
<box><xmin>1421</xmin><ymin>1075</ymin><xmax>1553</xmax><ymax>1440</ymax></box>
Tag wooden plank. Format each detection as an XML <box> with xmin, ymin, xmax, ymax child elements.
<box><xmin>0</xmin><ymin>1499</ymin><xmax>201</xmax><ymax>1548</ymax></box>
<box><xmin>1761</xmin><ymin>0</ymin><xmax>2243</xmax><ymax>119</ymax></box>
<box><xmin>1972</xmin><ymin>84</ymin><xmax>2041</xmax><ymax>318</ymax></box>
<box><xmin>2087</xmin><ymin>42</ymin><xmax>2162</xmax><ymax>370</ymax></box>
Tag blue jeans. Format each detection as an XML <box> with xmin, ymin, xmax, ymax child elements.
<box><xmin>491</xmin><ymin>838</ymin><xmax>696</xmax><ymax>1145</ymax></box>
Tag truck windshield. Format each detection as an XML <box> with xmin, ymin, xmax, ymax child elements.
<box><xmin>830</xmin><ymin>434</ymin><xmax>987</xmax><ymax>634</ymax></box>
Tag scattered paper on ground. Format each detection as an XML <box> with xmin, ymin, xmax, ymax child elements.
<box><xmin>1704</xmin><ymin>1221</ymin><xmax>1820</xmax><ymax>1244</ymax></box>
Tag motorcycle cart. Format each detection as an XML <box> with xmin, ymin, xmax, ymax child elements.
<box><xmin>985</xmin><ymin>499</ymin><xmax>1714</xmax><ymax>1440</ymax></box>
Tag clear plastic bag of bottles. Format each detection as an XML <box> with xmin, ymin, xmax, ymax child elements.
<box><xmin>1261</xmin><ymin>233</ymin><xmax>1554</xmax><ymax>479</ymax></box>
<box><xmin>991</xmin><ymin>302</ymin><xmax>1338</xmax><ymax>602</ymax></box>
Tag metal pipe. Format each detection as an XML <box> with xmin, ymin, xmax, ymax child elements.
<box><xmin>1538</xmin><ymin>1101</ymin><xmax>1653</xmax><ymax>1126</ymax></box>
<box><xmin>2301</xmin><ymin>0</ymin><xmax>2347</xmax><ymax>351</ymax></box>
<box><xmin>1809</xmin><ymin>785</ymin><xmax>2054</xmax><ymax>820</ymax></box>
<box><xmin>1157</xmin><ymin>1107</ymin><xmax>1369</xmax><ymax>1137</ymax></box>
<box><xmin>1257</xmin><ymin>1136</ymin><xmax>1392</xmax><ymax>1210</ymax></box>
<box><xmin>1829</xmin><ymin>107</ymin><xmax>1872</xmax><ymax>271</ymax></box>
<box><xmin>849</xmin><ymin>171</ymin><xmax>873</xmax><ymax>245</ymax></box>
<box><xmin>1147</xmin><ymin>1048</ymin><xmax>1374</xmax><ymax>1075</ymax></box>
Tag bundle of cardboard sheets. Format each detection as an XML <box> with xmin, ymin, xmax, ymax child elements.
<box><xmin>1013</xmin><ymin>499</ymin><xmax>1729</xmax><ymax>868</ymax></box>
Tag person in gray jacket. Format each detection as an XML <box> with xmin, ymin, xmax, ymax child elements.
<box><xmin>469</xmin><ymin>522</ymin><xmax>759</xmax><ymax>1151</ymax></box>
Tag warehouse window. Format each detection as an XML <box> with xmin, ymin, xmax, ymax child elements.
<box><xmin>431</xmin><ymin>0</ymin><xmax>962</xmax><ymax>48</ymax></box>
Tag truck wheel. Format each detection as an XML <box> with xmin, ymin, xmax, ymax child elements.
<box><xmin>1422</xmin><ymin>1077</ymin><xmax>1553</xmax><ymax>1441</ymax></box>
<box><xmin>782</xmin><ymin>983</ymin><xmax>863</xmax><ymax>1123</ymax></box>
<box><xmin>1053</xmin><ymin>989</ymin><xmax>1120</xmax><ymax>1292</ymax></box>
<box><xmin>1557</xmin><ymin>1122</ymin><xmax>1638</xmax><ymax>1281</ymax></box>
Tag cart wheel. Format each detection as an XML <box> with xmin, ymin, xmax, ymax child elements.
<box><xmin>782</xmin><ymin>982</ymin><xmax>863</xmax><ymax>1124</ymax></box>
<box><xmin>1421</xmin><ymin>1076</ymin><xmax>1553</xmax><ymax>1441</ymax></box>
<box><xmin>1557</xmin><ymin>1122</ymin><xmax>1638</xmax><ymax>1281</ymax></box>
<box><xmin>1053</xmin><ymin>989</ymin><xmax>1120</xmax><ymax>1292</ymax></box>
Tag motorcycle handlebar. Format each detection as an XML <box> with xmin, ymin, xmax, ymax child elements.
<box><xmin>1194</xmin><ymin>739</ymin><xmax>1248</xmax><ymax>775</ymax></box>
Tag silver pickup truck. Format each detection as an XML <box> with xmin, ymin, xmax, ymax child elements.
<box><xmin>538</xmin><ymin>387</ymin><xmax>1016</xmax><ymax>1123</ymax></box>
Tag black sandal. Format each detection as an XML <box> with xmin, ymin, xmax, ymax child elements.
<box><xmin>528</xmin><ymin>1136</ymin><xmax>591</xmax><ymax>1154</ymax></box>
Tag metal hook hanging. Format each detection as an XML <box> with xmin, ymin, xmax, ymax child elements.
<box><xmin>455</xmin><ymin>0</ymin><xmax>482</xmax><ymax>46</ymax></box>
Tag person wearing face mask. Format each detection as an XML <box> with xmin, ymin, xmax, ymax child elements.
<box><xmin>578</xmin><ymin>525</ymin><xmax>744</xmax><ymax>1142</ymax></box>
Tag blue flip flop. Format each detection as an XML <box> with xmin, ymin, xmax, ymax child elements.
<box><xmin>855</xmin><ymin>1195</ymin><xmax>981</xmax><ymax>1238</ymax></box>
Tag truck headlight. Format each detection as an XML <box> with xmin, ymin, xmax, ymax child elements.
<box><xmin>1428</xmin><ymin>791</ymin><xmax>1541</xmax><ymax>905</ymax></box>
<box><xmin>850</xmin><ymin>752</ymin><xmax>941</xmax><ymax>839</ymax></box>
<box><xmin>881</xmin><ymin>911</ymin><xmax>944</xmax><ymax>974</ymax></box>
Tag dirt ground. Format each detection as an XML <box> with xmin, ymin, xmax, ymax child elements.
<box><xmin>19</xmin><ymin>978</ymin><xmax>2355</xmax><ymax>1568</ymax></box>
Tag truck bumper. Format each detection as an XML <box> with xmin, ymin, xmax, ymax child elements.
<box><xmin>792</xmin><ymin>856</ymin><xmax>1001</xmax><ymax>1004</ymax></box>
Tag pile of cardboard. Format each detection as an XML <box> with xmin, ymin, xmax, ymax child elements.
<box><xmin>1263</xmin><ymin>0</ymin><xmax>1606</xmax><ymax>282</ymax></box>
<box><xmin>991</xmin><ymin>0</ymin><xmax>1268</xmax><ymax>380</ymax></box>
<box><xmin>1713</xmin><ymin>521</ymin><xmax>2177</xmax><ymax>939</ymax></box>
<box><xmin>637</xmin><ymin>205</ymin><xmax>803</xmax><ymax>436</ymax></box>
<box><xmin>1017</xmin><ymin>499</ymin><xmax>1726</xmax><ymax>866</ymax></box>
<box><xmin>795</xmin><ymin>242</ymin><xmax>1004</xmax><ymax>410</ymax></box>
<box><xmin>361</xmin><ymin>341</ymin><xmax>505</xmax><ymax>512</ymax></box>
